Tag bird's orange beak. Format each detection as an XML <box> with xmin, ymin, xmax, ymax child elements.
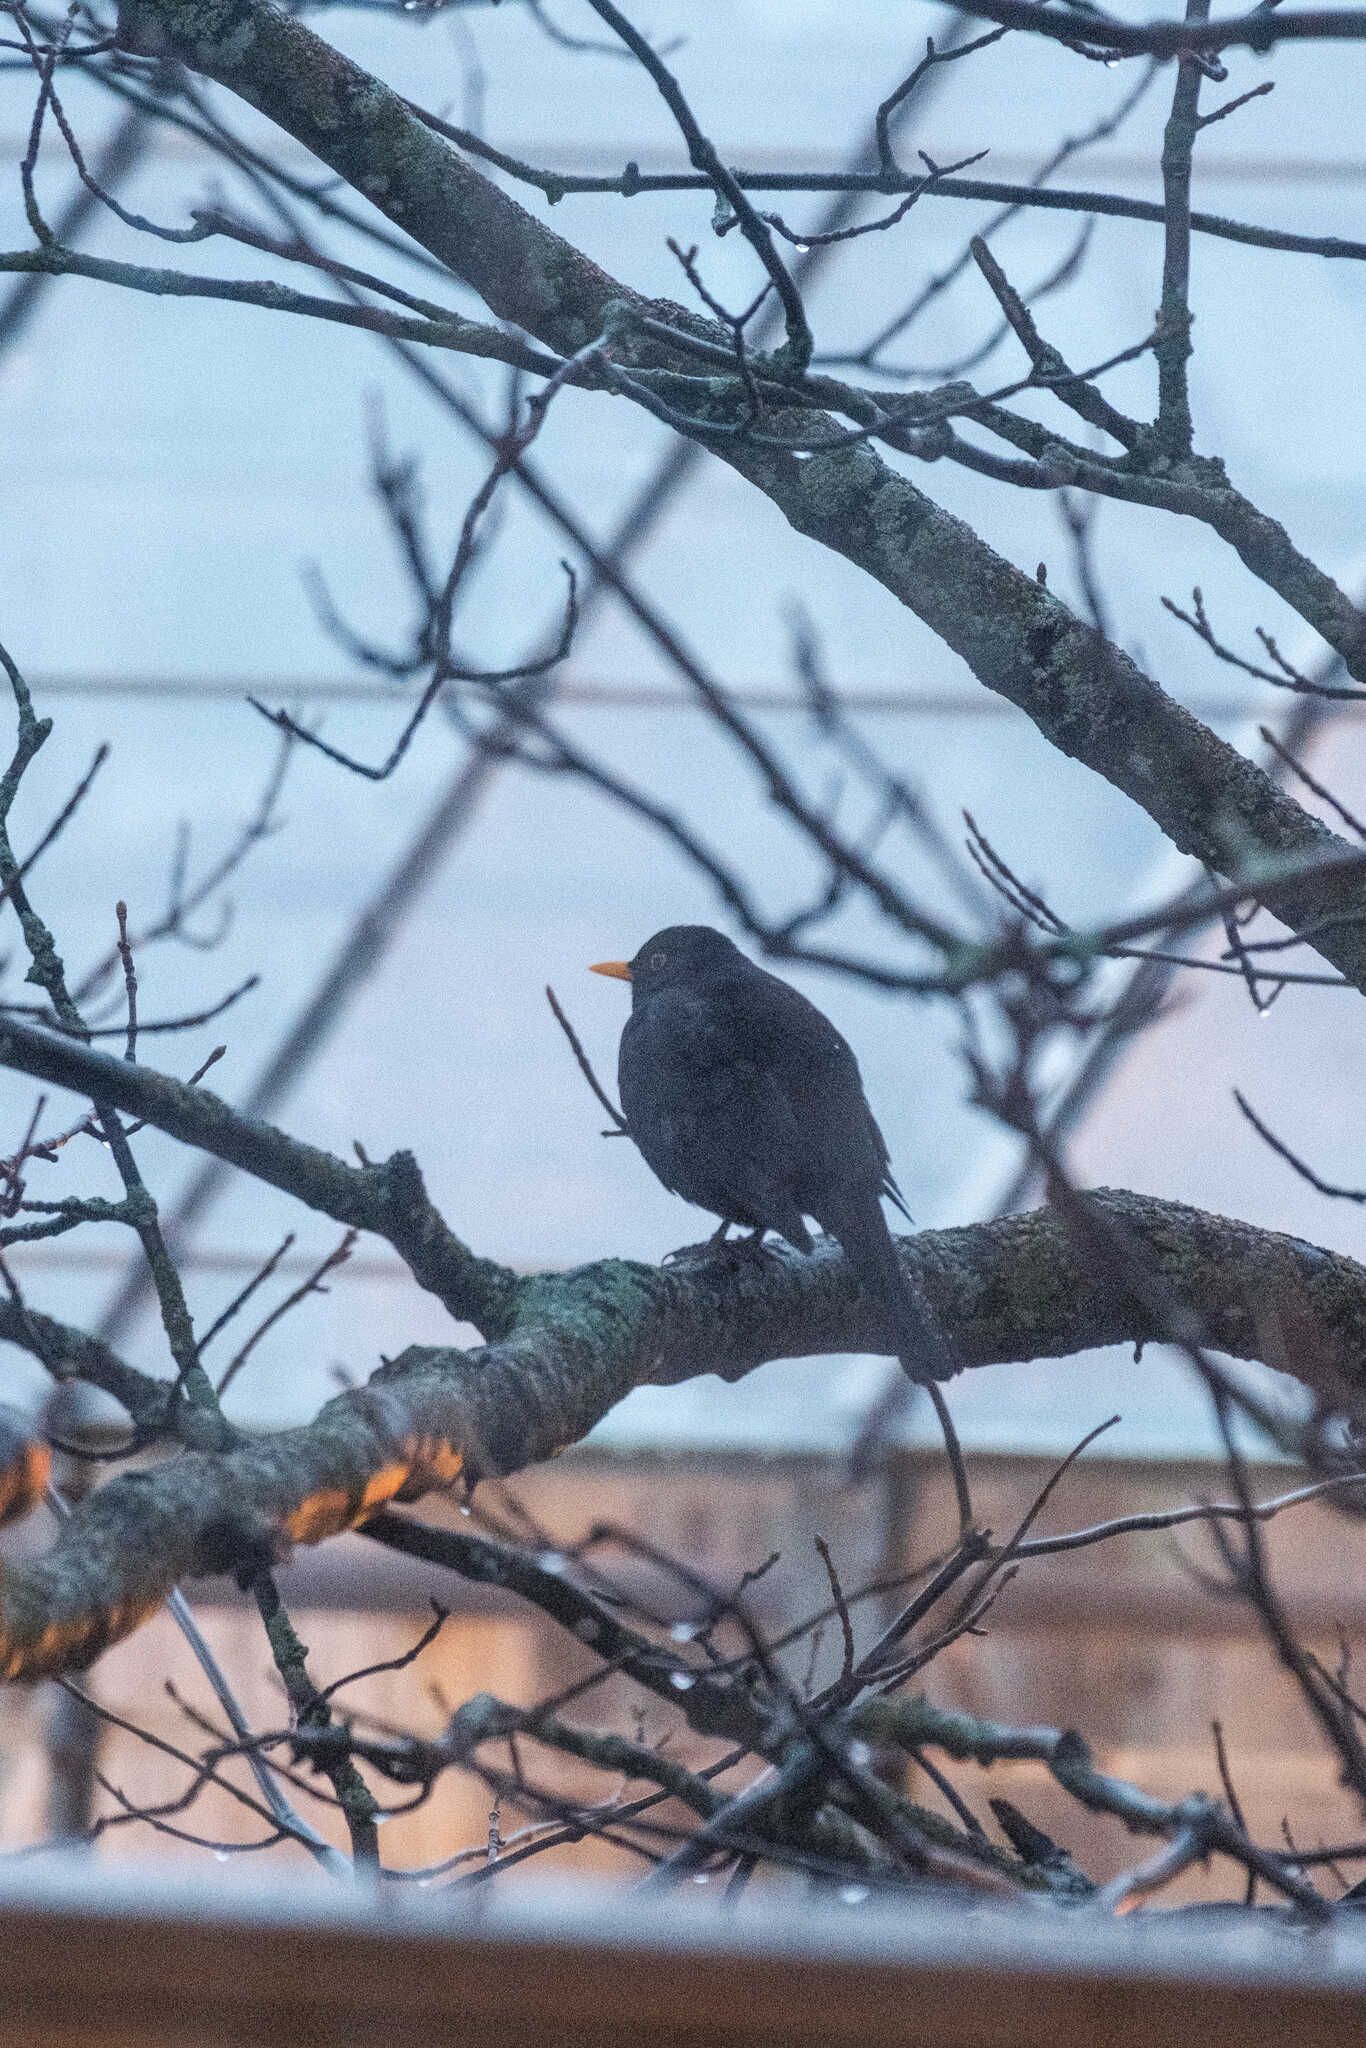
<box><xmin>590</xmin><ymin>959</ymin><xmax>633</xmax><ymax>982</ymax></box>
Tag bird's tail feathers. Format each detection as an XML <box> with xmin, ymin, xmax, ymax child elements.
<box><xmin>822</xmin><ymin>1186</ymin><xmax>955</xmax><ymax>1384</ymax></box>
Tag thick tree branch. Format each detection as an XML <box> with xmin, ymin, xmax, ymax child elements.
<box><xmin>0</xmin><ymin>1015</ymin><xmax>515</xmax><ymax>1335</ymax></box>
<box><xmin>0</xmin><ymin>1296</ymin><xmax>168</xmax><ymax>1428</ymax></box>
<box><xmin>1</xmin><ymin>1189</ymin><xmax>1364</xmax><ymax>1681</ymax></box>
<box><xmin>941</xmin><ymin>2</ymin><xmax>1366</xmax><ymax>59</ymax></box>
<box><xmin>109</xmin><ymin>0</ymin><xmax>1366</xmax><ymax>990</ymax></box>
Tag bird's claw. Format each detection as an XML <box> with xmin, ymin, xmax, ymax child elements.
<box><xmin>663</xmin><ymin>1228</ymin><xmax>773</xmax><ymax>1270</ymax></box>
<box><xmin>662</xmin><ymin>1236</ymin><xmax>729</xmax><ymax>1268</ymax></box>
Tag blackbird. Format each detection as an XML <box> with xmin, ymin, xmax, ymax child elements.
<box><xmin>591</xmin><ymin>925</ymin><xmax>955</xmax><ymax>1387</ymax></box>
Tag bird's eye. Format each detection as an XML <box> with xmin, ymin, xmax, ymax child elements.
<box><xmin>650</xmin><ymin>950</ymin><xmax>667</xmax><ymax>969</ymax></box>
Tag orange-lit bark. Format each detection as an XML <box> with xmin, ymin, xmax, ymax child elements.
<box><xmin>1</xmin><ymin>1188</ymin><xmax>1363</xmax><ymax>1681</ymax></box>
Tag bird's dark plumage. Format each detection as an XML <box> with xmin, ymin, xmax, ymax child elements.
<box><xmin>595</xmin><ymin>925</ymin><xmax>953</xmax><ymax>1384</ymax></box>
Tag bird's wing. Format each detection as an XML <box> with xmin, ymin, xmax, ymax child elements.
<box><xmin>731</xmin><ymin>971</ymin><xmax>903</xmax><ymax>1203</ymax></box>
<box><xmin>620</xmin><ymin>995</ymin><xmax>812</xmax><ymax>1245</ymax></box>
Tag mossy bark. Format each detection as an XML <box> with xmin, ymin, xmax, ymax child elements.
<box><xmin>1</xmin><ymin>1179</ymin><xmax>1363</xmax><ymax>1681</ymax></box>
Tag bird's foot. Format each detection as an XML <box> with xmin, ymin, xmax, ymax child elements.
<box><xmin>662</xmin><ymin>1240</ymin><xmax>718</xmax><ymax>1268</ymax></box>
<box><xmin>663</xmin><ymin>1225</ymin><xmax>774</xmax><ymax>1269</ymax></box>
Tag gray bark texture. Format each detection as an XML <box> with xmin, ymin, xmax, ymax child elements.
<box><xmin>0</xmin><ymin>1009</ymin><xmax>1361</xmax><ymax>1680</ymax></box>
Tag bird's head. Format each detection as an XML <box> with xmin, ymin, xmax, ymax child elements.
<box><xmin>590</xmin><ymin>925</ymin><xmax>742</xmax><ymax>999</ymax></box>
